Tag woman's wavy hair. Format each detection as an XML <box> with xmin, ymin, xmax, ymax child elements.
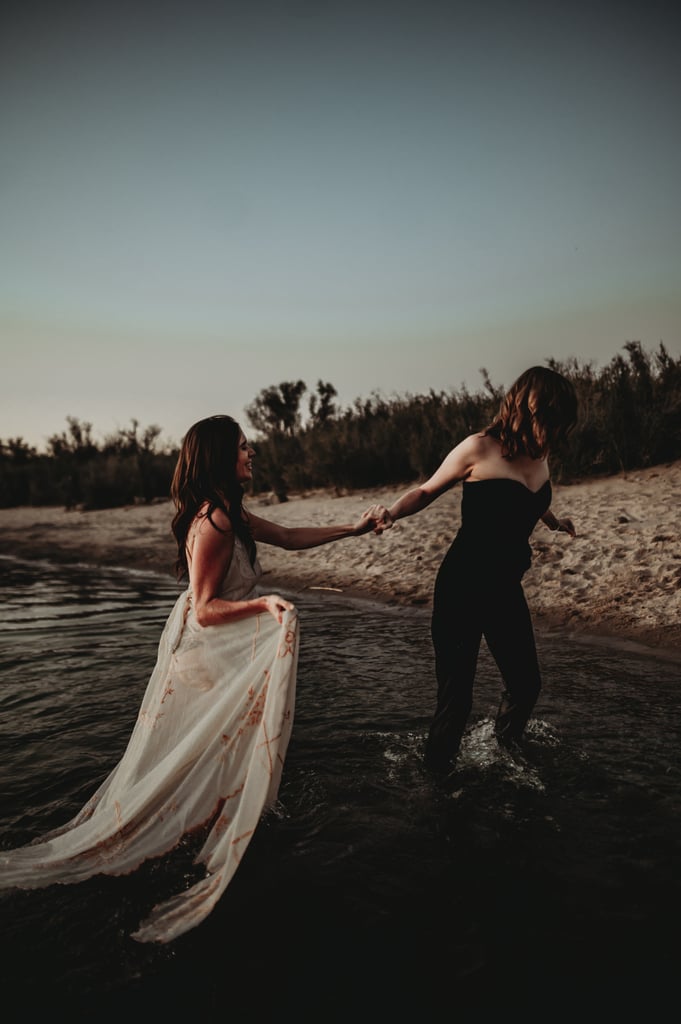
<box><xmin>485</xmin><ymin>366</ymin><xmax>578</xmax><ymax>459</ymax></box>
<box><xmin>170</xmin><ymin>415</ymin><xmax>256</xmax><ymax>579</ymax></box>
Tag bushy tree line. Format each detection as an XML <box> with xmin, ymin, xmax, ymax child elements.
<box><xmin>1</xmin><ymin>342</ymin><xmax>679</xmax><ymax>509</ymax></box>
<box><xmin>0</xmin><ymin>418</ymin><xmax>177</xmax><ymax>509</ymax></box>
<box><xmin>245</xmin><ymin>342</ymin><xmax>681</xmax><ymax>499</ymax></box>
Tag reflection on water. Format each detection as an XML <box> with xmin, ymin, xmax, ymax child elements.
<box><xmin>0</xmin><ymin>555</ymin><xmax>679</xmax><ymax>1017</ymax></box>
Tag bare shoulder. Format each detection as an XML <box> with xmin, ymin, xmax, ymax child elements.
<box><xmin>196</xmin><ymin>503</ymin><xmax>233</xmax><ymax>536</ymax></box>
<box><xmin>450</xmin><ymin>431</ymin><xmax>494</xmax><ymax>463</ymax></box>
<box><xmin>423</xmin><ymin>431</ymin><xmax>490</xmax><ymax>493</ymax></box>
<box><xmin>459</xmin><ymin>431</ymin><xmax>492</xmax><ymax>455</ymax></box>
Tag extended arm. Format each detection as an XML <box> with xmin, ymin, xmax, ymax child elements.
<box><xmin>381</xmin><ymin>434</ymin><xmax>485</xmax><ymax>527</ymax></box>
<box><xmin>248</xmin><ymin>506</ymin><xmax>382</xmax><ymax>549</ymax></box>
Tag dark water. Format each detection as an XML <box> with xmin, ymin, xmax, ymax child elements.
<box><xmin>0</xmin><ymin>555</ymin><xmax>679</xmax><ymax>1021</ymax></box>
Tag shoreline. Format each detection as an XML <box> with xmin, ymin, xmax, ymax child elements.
<box><xmin>1</xmin><ymin>547</ymin><xmax>678</xmax><ymax>667</ymax></box>
<box><xmin>1</xmin><ymin>460</ymin><xmax>680</xmax><ymax>661</ymax></box>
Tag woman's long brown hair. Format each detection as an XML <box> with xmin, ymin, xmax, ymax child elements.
<box><xmin>485</xmin><ymin>366</ymin><xmax>578</xmax><ymax>459</ymax></box>
<box><xmin>170</xmin><ymin>415</ymin><xmax>256</xmax><ymax>579</ymax></box>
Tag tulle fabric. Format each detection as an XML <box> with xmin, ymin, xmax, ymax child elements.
<box><xmin>0</xmin><ymin>540</ymin><xmax>299</xmax><ymax>944</ymax></box>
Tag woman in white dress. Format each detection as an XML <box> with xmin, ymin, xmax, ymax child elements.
<box><xmin>0</xmin><ymin>414</ymin><xmax>382</xmax><ymax>943</ymax></box>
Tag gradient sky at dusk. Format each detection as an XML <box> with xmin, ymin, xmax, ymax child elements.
<box><xmin>2</xmin><ymin>0</ymin><xmax>680</xmax><ymax>450</ymax></box>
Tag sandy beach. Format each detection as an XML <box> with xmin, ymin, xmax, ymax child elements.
<box><xmin>1</xmin><ymin>460</ymin><xmax>680</xmax><ymax>658</ymax></box>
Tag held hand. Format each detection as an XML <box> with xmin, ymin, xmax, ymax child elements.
<box><xmin>262</xmin><ymin>594</ymin><xmax>295</xmax><ymax>624</ymax></box>
<box><xmin>555</xmin><ymin>516</ymin><xmax>576</xmax><ymax>538</ymax></box>
<box><xmin>354</xmin><ymin>504</ymin><xmax>390</xmax><ymax>536</ymax></box>
<box><xmin>372</xmin><ymin>505</ymin><xmax>394</xmax><ymax>535</ymax></box>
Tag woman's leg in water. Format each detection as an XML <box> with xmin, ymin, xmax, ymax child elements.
<box><xmin>483</xmin><ymin>581</ymin><xmax>542</xmax><ymax>746</ymax></box>
<box><xmin>426</xmin><ymin>560</ymin><xmax>483</xmax><ymax>771</ymax></box>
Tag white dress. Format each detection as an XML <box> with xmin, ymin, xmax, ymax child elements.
<box><xmin>0</xmin><ymin>538</ymin><xmax>299</xmax><ymax>944</ymax></box>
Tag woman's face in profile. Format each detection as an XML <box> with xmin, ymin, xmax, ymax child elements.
<box><xmin>235</xmin><ymin>433</ymin><xmax>255</xmax><ymax>484</ymax></box>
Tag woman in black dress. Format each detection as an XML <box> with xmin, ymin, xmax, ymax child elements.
<box><xmin>375</xmin><ymin>366</ymin><xmax>578</xmax><ymax>773</ymax></box>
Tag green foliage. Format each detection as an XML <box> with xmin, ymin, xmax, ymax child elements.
<box><xmin>244</xmin><ymin>380</ymin><xmax>307</xmax><ymax>437</ymax></box>
<box><xmin>246</xmin><ymin>342</ymin><xmax>681</xmax><ymax>497</ymax></box>
<box><xmin>1</xmin><ymin>343</ymin><xmax>680</xmax><ymax>509</ymax></box>
<box><xmin>308</xmin><ymin>380</ymin><xmax>338</xmax><ymax>426</ymax></box>
<box><xmin>545</xmin><ymin>341</ymin><xmax>681</xmax><ymax>478</ymax></box>
<box><xmin>0</xmin><ymin>419</ymin><xmax>177</xmax><ymax>510</ymax></box>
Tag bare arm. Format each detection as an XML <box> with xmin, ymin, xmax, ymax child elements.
<box><xmin>189</xmin><ymin>511</ymin><xmax>293</xmax><ymax>627</ymax></box>
<box><xmin>248</xmin><ymin>506</ymin><xmax>382</xmax><ymax>550</ymax></box>
<box><xmin>382</xmin><ymin>434</ymin><xmax>485</xmax><ymax>526</ymax></box>
<box><xmin>541</xmin><ymin>509</ymin><xmax>576</xmax><ymax>537</ymax></box>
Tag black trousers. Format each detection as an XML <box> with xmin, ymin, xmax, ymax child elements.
<box><xmin>425</xmin><ymin>554</ymin><xmax>542</xmax><ymax>771</ymax></box>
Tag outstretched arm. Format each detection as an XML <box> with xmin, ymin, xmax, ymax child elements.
<box><xmin>248</xmin><ymin>505</ymin><xmax>384</xmax><ymax>550</ymax></box>
<box><xmin>378</xmin><ymin>433</ymin><xmax>485</xmax><ymax>529</ymax></box>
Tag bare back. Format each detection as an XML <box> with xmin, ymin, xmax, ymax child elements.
<box><xmin>465</xmin><ymin>433</ymin><xmax>550</xmax><ymax>492</ymax></box>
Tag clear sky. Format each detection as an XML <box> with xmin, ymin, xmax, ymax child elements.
<box><xmin>2</xmin><ymin>0</ymin><xmax>680</xmax><ymax>450</ymax></box>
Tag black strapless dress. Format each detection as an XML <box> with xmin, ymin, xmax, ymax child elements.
<box><xmin>446</xmin><ymin>477</ymin><xmax>551</xmax><ymax>582</ymax></box>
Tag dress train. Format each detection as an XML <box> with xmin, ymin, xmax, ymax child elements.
<box><xmin>0</xmin><ymin>540</ymin><xmax>299</xmax><ymax>943</ymax></box>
